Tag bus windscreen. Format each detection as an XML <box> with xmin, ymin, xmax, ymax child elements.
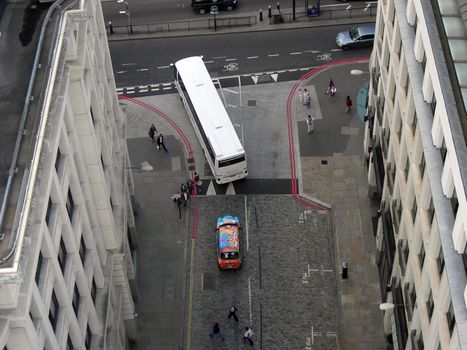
<box><xmin>218</xmin><ymin>155</ymin><xmax>246</xmax><ymax>168</ymax></box>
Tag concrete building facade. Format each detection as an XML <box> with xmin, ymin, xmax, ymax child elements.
<box><xmin>0</xmin><ymin>0</ymin><xmax>137</xmax><ymax>348</ymax></box>
<box><xmin>365</xmin><ymin>0</ymin><xmax>467</xmax><ymax>348</ymax></box>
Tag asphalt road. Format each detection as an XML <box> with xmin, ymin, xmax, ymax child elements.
<box><xmin>101</xmin><ymin>0</ymin><xmax>366</xmax><ymax>26</ymax></box>
<box><xmin>109</xmin><ymin>26</ymin><xmax>373</xmax><ymax>88</ymax></box>
<box><xmin>188</xmin><ymin>195</ymin><xmax>337</xmax><ymax>349</ymax></box>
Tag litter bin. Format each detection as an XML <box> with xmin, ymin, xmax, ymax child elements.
<box><xmin>307</xmin><ymin>7</ymin><xmax>320</xmax><ymax>17</ymax></box>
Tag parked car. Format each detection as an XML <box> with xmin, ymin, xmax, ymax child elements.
<box><xmin>336</xmin><ymin>24</ymin><xmax>376</xmax><ymax>50</ymax></box>
<box><xmin>191</xmin><ymin>0</ymin><xmax>238</xmax><ymax>15</ymax></box>
<box><xmin>216</xmin><ymin>216</ymin><xmax>242</xmax><ymax>269</ymax></box>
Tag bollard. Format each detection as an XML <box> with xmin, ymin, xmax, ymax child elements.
<box><xmin>342</xmin><ymin>261</ymin><xmax>349</xmax><ymax>279</ymax></box>
<box><xmin>259</xmin><ymin>9</ymin><xmax>263</xmax><ymax>21</ymax></box>
<box><xmin>268</xmin><ymin>5</ymin><xmax>272</xmax><ymax>18</ymax></box>
<box><xmin>276</xmin><ymin>2</ymin><xmax>280</xmax><ymax>11</ymax></box>
<box><xmin>108</xmin><ymin>21</ymin><xmax>113</xmax><ymax>34</ymax></box>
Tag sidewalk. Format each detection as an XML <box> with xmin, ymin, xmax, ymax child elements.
<box><xmin>106</xmin><ymin>6</ymin><xmax>375</xmax><ymax>41</ymax></box>
<box><xmin>296</xmin><ymin>60</ymin><xmax>385</xmax><ymax>349</ymax></box>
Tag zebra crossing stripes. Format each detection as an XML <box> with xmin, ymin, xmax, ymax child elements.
<box><xmin>116</xmin><ymin>67</ymin><xmax>316</xmax><ymax>97</ymax></box>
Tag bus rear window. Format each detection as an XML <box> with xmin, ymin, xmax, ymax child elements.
<box><xmin>219</xmin><ymin>155</ymin><xmax>245</xmax><ymax>168</ymax></box>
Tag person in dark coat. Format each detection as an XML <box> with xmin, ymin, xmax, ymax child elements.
<box><xmin>148</xmin><ymin>123</ymin><xmax>157</xmax><ymax>142</ymax></box>
<box><xmin>156</xmin><ymin>133</ymin><xmax>168</xmax><ymax>152</ymax></box>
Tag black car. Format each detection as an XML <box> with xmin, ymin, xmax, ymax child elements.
<box><xmin>191</xmin><ymin>0</ymin><xmax>238</xmax><ymax>15</ymax></box>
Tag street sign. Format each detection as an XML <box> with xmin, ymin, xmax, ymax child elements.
<box><xmin>210</xmin><ymin>5</ymin><xmax>219</xmax><ymax>14</ymax></box>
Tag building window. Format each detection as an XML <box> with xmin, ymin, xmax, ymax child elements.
<box><xmin>55</xmin><ymin>148</ymin><xmax>62</xmax><ymax>173</ymax></box>
<box><xmin>440</xmin><ymin>139</ymin><xmax>447</xmax><ymax>163</ymax></box>
<box><xmin>421</xmin><ymin>50</ymin><xmax>426</xmax><ymax>72</ymax></box>
<box><xmin>419</xmin><ymin>243</ymin><xmax>425</xmax><ymax>269</ymax></box>
<box><xmin>417</xmin><ymin>331</ymin><xmax>424</xmax><ymax>350</ymax></box>
<box><xmin>85</xmin><ymin>325</ymin><xmax>92</xmax><ymax>350</ymax></box>
<box><xmin>58</xmin><ymin>237</ymin><xmax>67</xmax><ymax>272</ymax></box>
<box><xmin>426</xmin><ymin>291</ymin><xmax>434</xmax><ymax>320</ymax></box>
<box><xmin>451</xmin><ymin>189</ymin><xmax>459</xmax><ymax>215</ymax></box>
<box><xmin>66</xmin><ymin>189</ymin><xmax>75</xmax><ymax>220</ymax></box>
<box><xmin>431</xmin><ymin>94</ymin><xmax>437</xmax><ymax>116</ymax></box>
<box><xmin>411</xmin><ymin>199</ymin><xmax>418</xmax><ymax>224</ymax></box>
<box><xmin>72</xmin><ymin>284</ymin><xmax>80</xmax><ymax>315</ymax></box>
<box><xmin>410</xmin><ymin>112</ymin><xmax>417</xmax><ymax>137</ymax></box>
<box><xmin>91</xmin><ymin>278</ymin><xmax>97</xmax><ymax>304</ymax></box>
<box><xmin>419</xmin><ymin>153</ymin><xmax>425</xmax><ymax>179</ymax></box>
<box><xmin>90</xmin><ymin>108</ymin><xmax>95</xmax><ymax>125</ymax></box>
<box><xmin>45</xmin><ymin>198</ymin><xmax>53</xmax><ymax>226</ymax></box>
<box><xmin>49</xmin><ymin>291</ymin><xmax>59</xmax><ymax>331</ymax></box>
<box><xmin>35</xmin><ymin>252</ymin><xmax>43</xmax><ymax>284</ymax></box>
<box><xmin>405</xmin><ymin>157</ymin><xmax>410</xmax><ymax>181</ymax></box>
<box><xmin>79</xmin><ymin>236</ymin><xmax>87</xmax><ymax>264</ymax></box>
<box><xmin>427</xmin><ymin>198</ymin><xmax>435</xmax><ymax>224</ymax></box>
<box><xmin>447</xmin><ymin>302</ymin><xmax>456</xmax><ymax>336</ymax></box>
<box><xmin>66</xmin><ymin>336</ymin><xmax>74</xmax><ymax>350</ymax></box>
<box><xmin>463</xmin><ymin>246</ymin><xmax>467</xmax><ymax>277</ymax></box>
<box><xmin>437</xmin><ymin>247</ymin><xmax>445</xmax><ymax>277</ymax></box>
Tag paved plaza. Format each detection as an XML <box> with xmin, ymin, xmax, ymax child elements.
<box><xmin>124</xmin><ymin>59</ymin><xmax>385</xmax><ymax>349</ymax></box>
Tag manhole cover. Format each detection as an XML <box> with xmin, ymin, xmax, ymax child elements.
<box><xmin>204</xmin><ymin>273</ymin><xmax>216</xmax><ymax>290</ymax></box>
<box><xmin>248</xmin><ymin>100</ymin><xmax>256</xmax><ymax>107</ymax></box>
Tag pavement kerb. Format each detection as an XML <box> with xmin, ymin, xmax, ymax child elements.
<box><xmin>106</xmin><ymin>16</ymin><xmax>375</xmax><ymax>41</ymax></box>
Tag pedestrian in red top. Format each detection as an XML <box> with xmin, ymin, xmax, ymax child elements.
<box><xmin>345</xmin><ymin>96</ymin><xmax>352</xmax><ymax>113</ymax></box>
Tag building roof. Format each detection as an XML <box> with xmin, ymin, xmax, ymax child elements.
<box><xmin>0</xmin><ymin>1</ymin><xmax>51</xmax><ymax>268</ymax></box>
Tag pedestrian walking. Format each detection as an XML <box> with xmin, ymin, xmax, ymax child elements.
<box><xmin>180</xmin><ymin>183</ymin><xmax>189</xmax><ymax>207</ymax></box>
<box><xmin>326</xmin><ymin>79</ymin><xmax>336</xmax><ymax>100</ymax></box>
<box><xmin>209</xmin><ymin>322</ymin><xmax>225</xmax><ymax>341</ymax></box>
<box><xmin>173</xmin><ymin>193</ymin><xmax>182</xmax><ymax>221</ymax></box>
<box><xmin>243</xmin><ymin>327</ymin><xmax>254</xmax><ymax>346</ymax></box>
<box><xmin>306</xmin><ymin>92</ymin><xmax>312</xmax><ymax>108</ymax></box>
<box><xmin>306</xmin><ymin>115</ymin><xmax>314</xmax><ymax>134</ymax></box>
<box><xmin>228</xmin><ymin>306</ymin><xmax>239</xmax><ymax>322</ymax></box>
<box><xmin>298</xmin><ymin>88</ymin><xmax>304</xmax><ymax>104</ymax></box>
<box><xmin>194</xmin><ymin>172</ymin><xmax>202</xmax><ymax>194</ymax></box>
<box><xmin>345</xmin><ymin>96</ymin><xmax>353</xmax><ymax>112</ymax></box>
<box><xmin>148</xmin><ymin>123</ymin><xmax>157</xmax><ymax>143</ymax></box>
<box><xmin>156</xmin><ymin>133</ymin><xmax>168</xmax><ymax>152</ymax></box>
<box><xmin>303</xmin><ymin>89</ymin><xmax>310</xmax><ymax>106</ymax></box>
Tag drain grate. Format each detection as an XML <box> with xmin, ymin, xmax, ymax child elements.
<box><xmin>248</xmin><ymin>100</ymin><xmax>256</xmax><ymax>107</ymax></box>
<box><xmin>321</xmin><ymin>160</ymin><xmax>328</xmax><ymax>165</ymax></box>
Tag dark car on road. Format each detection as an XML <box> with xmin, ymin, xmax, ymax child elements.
<box><xmin>336</xmin><ymin>24</ymin><xmax>376</xmax><ymax>50</ymax></box>
<box><xmin>191</xmin><ymin>0</ymin><xmax>237</xmax><ymax>15</ymax></box>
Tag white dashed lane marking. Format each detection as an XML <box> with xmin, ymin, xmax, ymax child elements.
<box><xmin>268</xmin><ymin>54</ymin><xmax>280</xmax><ymax>57</ymax></box>
<box><xmin>247</xmin><ymin>56</ymin><xmax>259</xmax><ymax>59</ymax></box>
<box><xmin>290</xmin><ymin>52</ymin><xmax>302</xmax><ymax>55</ymax></box>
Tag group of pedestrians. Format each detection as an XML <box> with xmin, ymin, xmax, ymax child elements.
<box><xmin>209</xmin><ymin>306</ymin><xmax>254</xmax><ymax>346</ymax></box>
<box><xmin>300</xmin><ymin>79</ymin><xmax>353</xmax><ymax>135</ymax></box>
<box><xmin>148</xmin><ymin>123</ymin><xmax>168</xmax><ymax>152</ymax></box>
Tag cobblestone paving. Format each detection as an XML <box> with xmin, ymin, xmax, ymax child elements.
<box><xmin>188</xmin><ymin>195</ymin><xmax>338</xmax><ymax>349</ymax></box>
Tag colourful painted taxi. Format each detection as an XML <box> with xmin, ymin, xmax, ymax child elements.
<box><xmin>216</xmin><ymin>216</ymin><xmax>242</xmax><ymax>269</ymax></box>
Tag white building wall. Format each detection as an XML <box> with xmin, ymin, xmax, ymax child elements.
<box><xmin>366</xmin><ymin>0</ymin><xmax>467</xmax><ymax>348</ymax></box>
<box><xmin>0</xmin><ymin>0</ymin><xmax>136</xmax><ymax>349</ymax></box>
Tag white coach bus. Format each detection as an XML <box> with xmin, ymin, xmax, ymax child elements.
<box><xmin>174</xmin><ymin>56</ymin><xmax>248</xmax><ymax>184</ymax></box>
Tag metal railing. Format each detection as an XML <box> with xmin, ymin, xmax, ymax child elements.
<box><xmin>107</xmin><ymin>15</ymin><xmax>257</xmax><ymax>35</ymax></box>
<box><xmin>106</xmin><ymin>5</ymin><xmax>376</xmax><ymax>36</ymax></box>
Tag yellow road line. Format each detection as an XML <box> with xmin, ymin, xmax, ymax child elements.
<box><xmin>186</xmin><ymin>239</ymin><xmax>196</xmax><ymax>350</ymax></box>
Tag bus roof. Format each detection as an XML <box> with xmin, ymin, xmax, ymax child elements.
<box><xmin>174</xmin><ymin>56</ymin><xmax>244</xmax><ymax>160</ymax></box>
